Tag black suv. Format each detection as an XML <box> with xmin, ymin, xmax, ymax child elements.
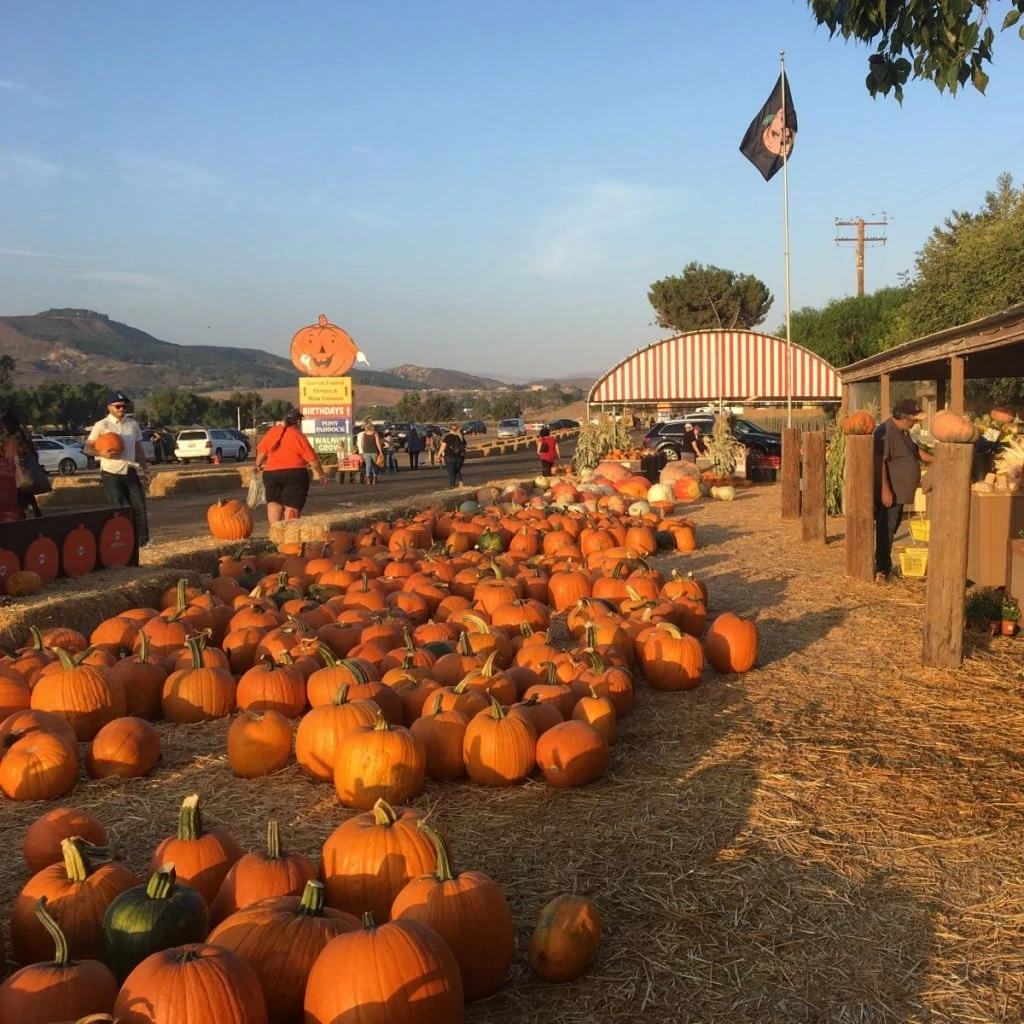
<box><xmin>461</xmin><ymin>420</ymin><xmax>487</xmax><ymax>435</ymax></box>
<box><xmin>381</xmin><ymin>422</ymin><xmax>413</xmax><ymax>450</ymax></box>
<box><xmin>643</xmin><ymin>416</ymin><xmax>782</xmax><ymax>460</ymax></box>
<box><xmin>548</xmin><ymin>418</ymin><xmax>580</xmax><ymax>430</ymax></box>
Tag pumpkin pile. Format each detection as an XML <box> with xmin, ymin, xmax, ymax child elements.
<box><xmin>0</xmin><ymin>482</ymin><xmax>758</xmax><ymax>809</ymax></box>
<box><xmin>0</xmin><ymin>794</ymin><xmax>602</xmax><ymax>1021</ymax></box>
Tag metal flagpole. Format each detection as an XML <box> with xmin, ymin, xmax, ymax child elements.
<box><xmin>780</xmin><ymin>50</ymin><xmax>793</xmax><ymax>428</ymax></box>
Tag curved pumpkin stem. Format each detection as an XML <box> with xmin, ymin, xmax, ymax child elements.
<box><xmin>331</xmin><ymin>683</ymin><xmax>352</xmax><ymax>706</ymax></box>
<box><xmin>417</xmin><ymin>821</ymin><xmax>458</xmax><ymax>884</ymax></box>
<box><xmin>266</xmin><ymin>820</ymin><xmax>282</xmax><ymax>860</ymax></box>
<box><xmin>174</xmin><ymin>578</ymin><xmax>190</xmax><ymax>614</ymax></box>
<box><xmin>457</xmin><ymin>631</ymin><xmax>473</xmax><ymax>657</ymax></box>
<box><xmin>479</xmin><ymin>650</ymin><xmax>499</xmax><ymax>678</ymax></box>
<box><xmin>177</xmin><ymin>793</ymin><xmax>205</xmax><ymax>841</ymax></box>
<box><xmin>428</xmin><ymin>691</ymin><xmax>445</xmax><ymax>716</ymax></box>
<box><xmin>371</xmin><ymin>799</ymin><xmax>399</xmax><ymax>826</ymax></box>
<box><xmin>27</xmin><ymin>624</ymin><xmax>47</xmax><ymax>651</ymax></box>
<box><xmin>318</xmin><ymin>647</ymin><xmax>337</xmax><ymax>669</ymax></box>
<box><xmin>372</xmin><ymin>713</ymin><xmax>390</xmax><ymax>733</ymax></box>
<box><xmin>146</xmin><ymin>864</ymin><xmax>178</xmax><ymax>900</ymax></box>
<box><xmin>35</xmin><ymin>896</ymin><xmax>72</xmax><ymax>967</ymax></box>
<box><xmin>487</xmin><ymin>694</ymin><xmax>505</xmax><ymax>720</ymax></box>
<box><xmin>61</xmin><ymin>837</ymin><xmax>107</xmax><ymax>882</ymax></box>
<box><xmin>53</xmin><ymin>647</ymin><xmax>78</xmax><ymax>671</ymax></box>
<box><xmin>296</xmin><ymin>879</ymin><xmax>327</xmax><ymax>917</ymax></box>
<box><xmin>362</xmin><ymin>910</ymin><xmax>378</xmax><ymax>930</ymax></box>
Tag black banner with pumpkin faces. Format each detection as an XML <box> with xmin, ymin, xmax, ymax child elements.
<box><xmin>0</xmin><ymin>507</ymin><xmax>138</xmax><ymax>589</ymax></box>
<box><xmin>739</xmin><ymin>72</ymin><xmax>798</xmax><ymax>182</ymax></box>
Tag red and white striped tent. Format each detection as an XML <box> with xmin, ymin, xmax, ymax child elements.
<box><xmin>588</xmin><ymin>330</ymin><xmax>841</xmax><ymax>408</ymax></box>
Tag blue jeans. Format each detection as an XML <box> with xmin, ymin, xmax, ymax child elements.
<box><xmin>444</xmin><ymin>457</ymin><xmax>463</xmax><ymax>487</ymax></box>
<box><xmin>101</xmin><ymin>468</ymin><xmax>149</xmax><ymax>546</ymax></box>
<box><xmin>362</xmin><ymin>453</ymin><xmax>378</xmax><ymax>480</ymax></box>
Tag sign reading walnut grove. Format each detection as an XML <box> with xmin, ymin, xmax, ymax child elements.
<box><xmin>298</xmin><ymin>375</ymin><xmax>353</xmax><ymax>456</ymax></box>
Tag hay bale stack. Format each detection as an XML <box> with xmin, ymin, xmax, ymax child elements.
<box><xmin>0</xmin><ymin>566</ymin><xmax>190</xmax><ymax>650</ymax></box>
<box><xmin>38</xmin><ymin>477</ymin><xmax>106</xmax><ymax>508</ymax></box>
<box><xmin>148</xmin><ymin>469</ymin><xmax>244</xmax><ymax>498</ymax></box>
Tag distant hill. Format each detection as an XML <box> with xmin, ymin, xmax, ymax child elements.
<box><xmin>0</xmin><ymin>309</ymin><xmax>430</xmax><ymax>393</ymax></box>
<box><xmin>389</xmin><ymin>364</ymin><xmax>508</xmax><ymax>390</ymax></box>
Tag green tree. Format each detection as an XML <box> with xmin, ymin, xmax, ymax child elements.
<box><xmin>807</xmin><ymin>0</ymin><xmax>1024</xmax><ymax>101</ymax></box>
<box><xmin>491</xmin><ymin>392</ymin><xmax>524</xmax><ymax>419</ymax></box>
<box><xmin>395</xmin><ymin>392</ymin><xmax>424</xmax><ymax>421</ymax></box>
<box><xmin>648</xmin><ymin>262</ymin><xmax>773</xmax><ymax>334</ymax></box>
<box><xmin>420</xmin><ymin>393</ymin><xmax>457</xmax><ymax>423</ymax></box>
<box><xmin>0</xmin><ymin>355</ymin><xmax>15</xmax><ymax>391</ymax></box>
<box><xmin>902</xmin><ymin>172</ymin><xmax>1024</xmax><ymax>403</ymax></box>
<box><xmin>783</xmin><ymin>287</ymin><xmax>912</xmax><ymax>367</ymax></box>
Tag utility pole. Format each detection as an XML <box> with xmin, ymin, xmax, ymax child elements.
<box><xmin>835</xmin><ymin>215</ymin><xmax>887</xmax><ymax>296</ymax></box>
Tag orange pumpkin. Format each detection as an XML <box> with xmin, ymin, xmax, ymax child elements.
<box><xmin>207</xmin><ymin>499</ymin><xmax>254</xmax><ymax>541</ymax></box>
<box><xmin>842</xmin><ymin>410</ymin><xmax>875</xmax><ymax>435</ymax></box>
<box><xmin>23</xmin><ymin>808</ymin><xmax>108</xmax><ymax>875</ymax></box>
<box><xmin>534</xmin><ymin>720</ymin><xmax>609</xmax><ymax>789</ymax></box>
<box><xmin>86</xmin><ymin>717</ymin><xmax>161</xmax><ymax>779</ymax></box>
<box><xmin>92</xmin><ymin>433</ymin><xmax>125</xmax><ymax>459</ymax></box>
<box><xmin>528</xmin><ymin>894</ymin><xmax>603</xmax><ymax>982</ymax></box>
<box><xmin>703</xmin><ymin>612</ymin><xmax>759</xmax><ymax>673</ymax></box>
<box><xmin>226</xmin><ymin>710</ymin><xmax>292</xmax><ymax>778</ymax></box>
<box><xmin>289</xmin><ymin>313</ymin><xmax>362</xmax><ymax>377</ymax></box>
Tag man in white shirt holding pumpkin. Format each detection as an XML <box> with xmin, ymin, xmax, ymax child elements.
<box><xmin>85</xmin><ymin>391</ymin><xmax>151</xmax><ymax>547</ymax></box>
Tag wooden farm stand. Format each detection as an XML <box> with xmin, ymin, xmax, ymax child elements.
<box><xmin>839</xmin><ymin>303</ymin><xmax>1024</xmax><ymax>667</ymax></box>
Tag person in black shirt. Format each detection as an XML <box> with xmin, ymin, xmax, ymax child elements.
<box><xmin>438</xmin><ymin>425</ymin><xmax>466</xmax><ymax>487</ymax></box>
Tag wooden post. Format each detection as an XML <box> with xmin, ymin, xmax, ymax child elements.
<box><xmin>922</xmin><ymin>442</ymin><xmax>974</xmax><ymax>668</ymax></box>
<box><xmin>781</xmin><ymin>427</ymin><xmax>801</xmax><ymax>520</ymax></box>
<box><xmin>935</xmin><ymin>375</ymin><xmax>946</xmax><ymax>411</ymax></box>
<box><xmin>840</xmin><ymin>383</ymin><xmax>851</xmax><ymax>418</ymax></box>
<box><xmin>880</xmin><ymin>373</ymin><xmax>891</xmax><ymax>419</ymax></box>
<box><xmin>844</xmin><ymin>434</ymin><xmax>875</xmax><ymax>581</ymax></box>
<box><xmin>801</xmin><ymin>432</ymin><xmax>827</xmax><ymax>543</ymax></box>
<box><xmin>950</xmin><ymin>355</ymin><xmax>965</xmax><ymax>414</ymax></box>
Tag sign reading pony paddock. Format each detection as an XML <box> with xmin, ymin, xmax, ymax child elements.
<box><xmin>289</xmin><ymin>314</ymin><xmax>367</xmax><ymax>457</ymax></box>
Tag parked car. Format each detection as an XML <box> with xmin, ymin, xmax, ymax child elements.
<box><xmin>380</xmin><ymin>422</ymin><xmax>413</xmax><ymax>450</ymax></box>
<box><xmin>526</xmin><ymin>419</ymin><xmax>547</xmax><ymax>433</ymax></box>
<box><xmin>33</xmin><ymin>439</ymin><xmax>89</xmax><ymax>476</ymax></box>
<box><xmin>174</xmin><ymin>427</ymin><xmax>249</xmax><ymax>463</ymax></box>
<box><xmin>461</xmin><ymin>420</ymin><xmax>487</xmax><ymax>435</ymax></box>
<box><xmin>225</xmin><ymin>429</ymin><xmax>253</xmax><ymax>457</ymax></box>
<box><xmin>643</xmin><ymin>416</ymin><xmax>782</xmax><ymax>461</ymax></box>
<box><xmin>547</xmin><ymin>418</ymin><xmax>580</xmax><ymax>430</ymax></box>
<box><xmin>496</xmin><ymin>417</ymin><xmax>527</xmax><ymax>439</ymax></box>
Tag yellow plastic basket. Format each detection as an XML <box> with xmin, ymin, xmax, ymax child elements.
<box><xmin>899</xmin><ymin>547</ymin><xmax>929</xmax><ymax>578</ymax></box>
<box><xmin>909</xmin><ymin>519</ymin><xmax>930</xmax><ymax>543</ymax></box>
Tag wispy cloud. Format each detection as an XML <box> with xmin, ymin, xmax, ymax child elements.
<box><xmin>0</xmin><ymin>152</ymin><xmax>83</xmax><ymax>184</ymax></box>
<box><xmin>73</xmin><ymin>270</ymin><xmax>171</xmax><ymax>288</ymax></box>
<box><xmin>115</xmin><ymin>152</ymin><xmax>220</xmax><ymax>191</ymax></box>
<box><xmin>0</xmin><ymin>79</ymin><xmax>57</xmax><ymax>106</ymax></box>
<box><xmin>344</xmin><ymin>206</ymin><xmax>389</xmax><ymax>225</ymax></box>
<box><xmin>0</xmin><ymin>247</ymin><xmax>68</xmax><ymax>259</ymax></box>
<box><xmin>530</xmin><ymin>180</ymin><xmax>675</xmax><ymax>278</ymax></box>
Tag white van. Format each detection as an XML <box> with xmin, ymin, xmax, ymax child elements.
<box><xmin>496</xmin><ymin>417</ymin><xmax>527</xmax><ymax>439</ymax></box>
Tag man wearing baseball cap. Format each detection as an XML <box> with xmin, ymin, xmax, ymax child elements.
<box><xmin>85</xmin><ymin>391</ymin><xmax>152</xmax><ymax>547</ymax></box>
<box><xmin>873</xmin><ymin>398</ymin><xmax>930</xmax><ymax>581</ymax></box>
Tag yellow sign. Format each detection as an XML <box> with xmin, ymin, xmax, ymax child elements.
<box><xmin>298</xmin><ymin>377</ymin><xmax>352</xmax><ymax>406</ymax></box>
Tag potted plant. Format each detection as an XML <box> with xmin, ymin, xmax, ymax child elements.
<box><xmin>1001</xmin><ymin>597</ymin><xmax>1020</xmax><ymax>637</ymax></box>
<box><xmin>964</xmin><ymin>589</ymin><xmax>1003</xmax><ymax>633</ymax></box>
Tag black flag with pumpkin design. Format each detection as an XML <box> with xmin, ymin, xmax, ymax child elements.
<box><xmin>739</xmin><ymin>73</ymin><xmax>797</xmax><ymax>181</ymax></box>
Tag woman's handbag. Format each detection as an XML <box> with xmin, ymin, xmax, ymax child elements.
<box><xmin>375</xmin><ymin>454</ymin><xmax>385</xmax><ymax>468</ymax></box>
<box><xmin>16</xmin><ymin>449</ymin><xmax>52</xmax><ymax>495</ymax></box>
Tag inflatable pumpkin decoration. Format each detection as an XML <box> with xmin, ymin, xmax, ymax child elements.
<box><xmin>289</xmin><ymin>314</ymin><xmax>367</xmax><ymax>377</ymax></box>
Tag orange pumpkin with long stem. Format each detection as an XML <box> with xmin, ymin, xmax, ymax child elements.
<box><xmin>149</xmin><ymin>794</ymin><xmax>242</xmax><ymax>906</ymax></box>
<box><xmin>0</xmin><ymin>897</ymin><xmax>118</xmax><ymax>1021</ymax></box>
<box><xmin>320</xmin><ymin>799</ymin><xmax>437</xmax><ymax>922</ymax></box>
<box><xmin>391</xmin><ymin>822</ymin><xmax>513</xmax><ymax>1002</ymax></box>
<box><xmin>207</xmin><ymin>880</ymin><xmax>359</xmax><ymax>1024</ymax></box>
<box><xmin>333</xmin><ymin>714</ymin><xmax>425</xmax><ymax>810</ymax></box>
<box><xmin>462</xmin><ymin>696</ymin><xmax>536</xmax><ymax>787</ymax></box>
<box><xmin>294</xmin><ymin>684</ymin><xmax>380</xmax><ymax>782</ymax></box>
<box><xmin>208</xmin><ymin>820</ymin><xmax>316</xmax><ymax>927</ymax></box>
<box><xmin>11</xmin><ymin>839</ymin><xmax>139</xmax><ymax>964</ymax></box>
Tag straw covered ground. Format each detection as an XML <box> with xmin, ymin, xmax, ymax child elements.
<box><xmin>2</xmin><ymin>487</ymin><xmax>1023</xmax><ymax>1022</ymax></box>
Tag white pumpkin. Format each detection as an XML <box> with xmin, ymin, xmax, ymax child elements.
<box><xmin>710</xmin><ymin>485</ymin><xmax>736</xmax><ymax>501</ymax></box>
<box><xmin>628</xmin><ymin>500</ymin><xmax>651</xmax><ymax>517</ymax></box>
<box><xmin>646</xmin><ymin>483</ymin><xmax>673</xmax><ymax>504</ymax></box>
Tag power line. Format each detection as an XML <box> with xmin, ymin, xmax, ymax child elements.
<box><xmin>887</xmin><ymin>137</ymin><xmax>1024</xmax><ymax>212</ymax></box>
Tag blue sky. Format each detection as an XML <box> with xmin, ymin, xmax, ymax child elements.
<box><xmin>2</xmin><ymin>1</ymin><xmax>1023</xmax><ymax>379</ymax></box>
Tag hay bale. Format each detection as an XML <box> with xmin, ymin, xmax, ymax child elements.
<box><xmin>0</xmin><ymin>566</ymin><xmax>191</xmax><ymax>650</ymax></box>
<box><xmin>148</xmin><ymin>469</ymin><xmax>244</xmax><ymax>497</ymax></box>
<box><xmin>37</xmin><ymin>477</ymin><xmax>106</xmax><ymax>508</ymax></box>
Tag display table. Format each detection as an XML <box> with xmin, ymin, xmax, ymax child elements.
<box><xmin>967</xmin><ymin>492</ymin><xmax>1024</xmax><ymax>588</ymax></box>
